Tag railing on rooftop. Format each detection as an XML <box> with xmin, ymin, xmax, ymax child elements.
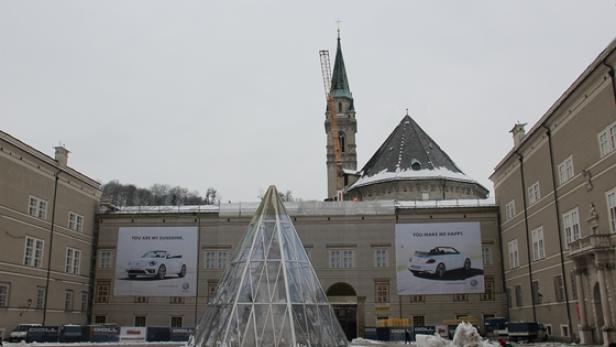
<box><xmin>98</xmin><ymin>198</ymin><xmax>496</xmax><ymax>216</ymax></box>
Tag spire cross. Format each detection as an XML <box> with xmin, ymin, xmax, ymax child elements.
<box><xmin>336</xmin><ymin>19</ymin><xmax>342</xmax><ymax>38</ymax></box>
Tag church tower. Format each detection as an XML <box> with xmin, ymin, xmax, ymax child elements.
<box><xmin>325</xmin><ymin>34</ymin><xmax>358</xmax><ymax>200</ymax></box>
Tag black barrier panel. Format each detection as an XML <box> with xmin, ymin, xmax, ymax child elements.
<box><xmin>90</xmin><ymin>325</ymin><xmax>120</xmax><ymax>342</ymax></box>
<box><xmin>411</xmin><ymin>325</ymin><xmax>436</xmax><ymax>341</ymax></box>
<box><xmin>448</xmin><ymin>325</ymin><xmax>458</xmax><ymax>339</ymax></box>
<box><xmin>147</xmin><ymin>327</ymin><xmax>171</xmax><ymax>342</ymax></box>
<box><xmin>27</xmin><ymin>326</ymin><xmax>59</xmax><ymax>343</ymax></box>
<box><xmin>376</xmin><ymin>327</ymin><xmax>390</xmax><ymax>341</ymax></box>
<box><xmin>60</xmin><ymin>325</ymin><xmax>89</xmax><ymax>343</ymax></box>
<box><xmin>170</xmin><ymin>327</ymin><xmax>193</xmax><ymax>342</ymax></box>
<box><xmin>390</xmin><ymin>328</ymin><xmax>406</xmax><ymax>341</ymax></box>
<box><xmin>364</xmin><ymin>327</ymin><xmax>377</xmax><ymax>340</ymax></box>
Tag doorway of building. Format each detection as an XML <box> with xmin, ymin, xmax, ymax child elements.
<box><xmin>593</xmin><ymin>283</ymin><xmax>603</xmax><ymax>345</ymax></box>
<box><xmin>327</xmin><ymin>282</ymin><xmax>358</xmax><ymax>340</ymax></box>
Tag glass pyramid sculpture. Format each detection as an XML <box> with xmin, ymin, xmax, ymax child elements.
<box><xmin>189</xmin><ymin>185</ymin><xmax>349</xmax><ymax>347</ymax></box>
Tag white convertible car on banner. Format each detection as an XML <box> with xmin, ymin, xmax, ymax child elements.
<box><xmin>408</xmin><ymin>246</ymin><xmax>471</xmax><ymax>277</ymax></box>
<box><xmin>126</xmin><ymin>250</ymin><xmax>186</xmax><ymax>280</ymax></box>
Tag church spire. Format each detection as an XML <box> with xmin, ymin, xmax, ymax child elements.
<box><xmin>330</xmin><ymin>35</ymin><xmax>352</xmax><ymax>99</ymax></box>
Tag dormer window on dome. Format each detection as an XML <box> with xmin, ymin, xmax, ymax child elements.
<box><xmin>411</xmin><ymin>159</ymin><xmax>421</xmax><ymax>171</ymax></box>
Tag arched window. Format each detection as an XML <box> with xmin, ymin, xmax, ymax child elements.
<box><xmin>338</xmin><ymin>102</ymin><xmax>343</xmax><ymax>113</ymax></box>
<box><xmin>338</xmin><ymin>131</ymin><xmax>345</xmax><ymax>153</ymax></box>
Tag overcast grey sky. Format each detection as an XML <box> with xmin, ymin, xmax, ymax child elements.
<box><xmin>2</xmin><ymin>1</ymin><xmax>615</xmax><ymax>202</ymax></box>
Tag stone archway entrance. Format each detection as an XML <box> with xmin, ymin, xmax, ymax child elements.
<box><xmin>327</xmin><ymin>282</ymin><xmax>359</xmax><ymax>340</ymax></box>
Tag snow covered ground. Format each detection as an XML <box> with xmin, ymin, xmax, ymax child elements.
<box><xmin>0</xmin><ymin>342</ymin><xmax>596</xmax><ymax>347</ymax></box>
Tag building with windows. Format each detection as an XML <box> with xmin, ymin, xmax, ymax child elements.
<box><xmin>93</xmin><ymin>199</ymin><xmax>504</xmax><ymax>340</ymax></box>
<box><xmin>4</xmin><ymin>34</ymin><xmax>613</xmax><ymax>345</ymax></box>
<box><xmin>87</xmin><ymin>35</ymin><xmax>504</xmax><ymax>340</ymax></box>
<box><xmin>490</xmin><ymin>38</ymin><xmax>616</xmax><ymax>345</ymax></box>
<box><xmin>0</xmin><ymin>130</ymin><xmax>101</xmax><ymax>337</ymax></box>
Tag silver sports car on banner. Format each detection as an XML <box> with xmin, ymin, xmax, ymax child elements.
<box><xmin>126</xmin><ymin>250</ymin><xmax>186</xmax><ymax>280</ymax></box>
<box><xmin>408</xmin><ymin>246</ymin><xmax>471</xmax><ymax>277</ymax></box>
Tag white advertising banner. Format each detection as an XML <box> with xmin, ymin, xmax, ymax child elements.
<box><xmin>114</xmin><ymin>226</ymin><xmax>198</xmax><ymax>296</ymax></box>
<box><xmin>395</xmin><ymin>222</ymin><xmax>484</xmax><ymax>295</ymax></box>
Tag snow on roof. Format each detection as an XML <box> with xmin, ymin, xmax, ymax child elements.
<box><xmin>98</xmin><ymin>198</ymin><xmax>495</xmax><ymax>217</ymax></box>
<box><xmin>99</xmin><ymin>204</ymin><xmax>220</xmax><ymax>214</ymax></box>
<box><xmin>395</xmin><ymin>197</ymin><xmax>496</xmax><ymax>209</ymax></box>
<box><xmin>348</xmin><ymin>167</ymin><xmax>479</xmax><ymax>190</ymax></box>
<box><xmin>343</xmin><ymin>168</ymin><xmax>359</xmax><ymax>175</ymax></box>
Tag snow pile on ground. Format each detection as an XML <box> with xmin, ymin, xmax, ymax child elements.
<box><xmin>416</xmin><ymin>322</ymin><xmax>499</xmax><ymax>347</ymax></box>
<box><xmin>350</xmin><ymin>337</ymin><xmax>392</xmax><ymax>345</ymax></box>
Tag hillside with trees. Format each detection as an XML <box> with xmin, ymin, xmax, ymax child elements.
<box><xmin>101</xmin><ymin>180</ymin><xmax>219</xmax><ymax>206</ymax></box>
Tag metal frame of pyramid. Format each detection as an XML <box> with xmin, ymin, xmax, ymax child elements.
<box><xmin>190</xmin><ymin>186</ymin><xmax>350</xmax><ymax>347</ymax></box>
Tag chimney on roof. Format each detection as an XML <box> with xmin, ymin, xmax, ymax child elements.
<box><xmin>510</xmin><ymin>123</ymin><xmax>527</xmax><ymax>147</ymax></box>
<box><xmin>54</xmin><ymin>146</ymin><xmax>70</xmax><ymax>167</ymax></box>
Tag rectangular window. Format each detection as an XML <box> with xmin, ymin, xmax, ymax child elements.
<box><xmin>480</xmin><ymin>277</ymin><xmax>495</xmax><ymax>301</ymax></box>
<box><xmin>482</xmin><ymin>246</ymin><xmax>493</xmax><ymax>265</ymax></box>
<box><xmin>375</xmin><ymin>281</ymin><xmax>389</xmax><ymax>303</ymax></box>
<box><xmin>65</xmin><ymin>248</ymin><xmax>81</xmax><ymax>274</ymax></box>
<box><xmin>64</xmin><ymin>290</ymin><xmax>73</xmax><ymax>311</ymax></box>
<box><xmin>413</xmin><ymin>316</ymin><xmax>425</xmax><ymax>327</ymax></box>
<box><xmin>515</xmin><ymin>285</ymin><xmax>523</xmax><ymax>307</ymax></box>
<box><xmin>171</xmin><ymin>316</ymin><xmax>183</xmax><ymax>328</ymax></box>
<box><xmin>134</xmin><ymin>296</ymin><xmax>148</xmax><ymax>303</ymax></box>
<box><xmin>545</xmin><ymin>324</ymin><xmax>553</xmax><ymax>336</ymax></box>
<box><xmin>95</xmin><ymin>281</ymin><xmax>111</xmax><ymax>303</ymax></box>
<box><xmin>0</xmin><ymin>283</ymin><xmax>9</xmax><ymax>307</ymax></box>
<box><xmin>304</xmin><ymin>248</ymin><xmax>312</xmax><ymax>260</ymax></box>
<box><xmin>561</xmin><ymin>324</ymin><xmax>570</xmax><ymax>337</ymax></box>
<box><xmin>170</xmin><ymin>296</ymin><xmax>186</xmax><ymax>304</ymax></box>
<box><xmin>528</xmin><ymin>182</ymin><xmax>541</xmax><ymax>205</ymax></box>
<box><xmin>28</xmin><ymin>195</ymin><xmax>48</xmax><ymax>219</ymax></box>
<box><xmin>505</xmin><ymin>200</ymin><xmax>516</xmax><ymax>221</ymax></box>
<box><xmin>554</xmin><ymin>275</ymin><xmax>565</xmax><ymax>302</ymax></box>
<box><xmin>24</xmin><ymin>236</ymin><xmax>44</xmax><ymax>268</ymax></box>
<box><xmin>506</xmin><ymin>288</ymin><xmax>512</xmax><ymax>308</ymax></box>
<box><xmin>453</xmin><ymin>293</ymin><xmax>468</xmax><ymax>302</ymax></box>
<box><xmin>208</xmin><ymin>281</ymin><xmax>218</xmax><ymax>304</ymax></box>
<box><xmin>36</xmin><ymin>286</ymin><xmax>45</xmax><ymax>309</ymax></box>
<box><xmin>329</xmin><ymin>249</ymin><xmax>353</xmax><ymax>268</ymax></box>
<box><xmin>532</xmin><ymin>280</ymin><xmax>542</xmax><ymax>304</ymax></box>
<box><xmin>68</xmin><ymin>212</ymin><xmax>84</xmax><ymax>232</ymax></box>
<box><xmin>531</xmin><ymin>226</ymin><xmax>545</xmax><ymax>261</ymax></box>
<box><xmin>562</xmin><ymin>208</ymin><xmax>582</xmax><ymax>248</ymax></box>
<box><xmin>598</xmin><ymin>121</ymin><xmax>616</xmax><ymax>157</ymax></box>
<box><xmin>409</xmin><ymin>295</ymin><xmax>425</xmax><ymax>303</ymax></box>
<box><xmin>98</xmin><ymin>250</ymin><xmax>112</xmax><ymax>270</ymax></box>
<box><xmin>374</xmin><ymin>248</ymin><xmax>388</xmax><ymax>268</ymax></box>
<box><xmin>81</xmin><ymin>292</ymin><xmax>88</xmax><ymax>312</ymax></box>
<box><xmin>508</xmin><ymin>239</ymin><xmax>519</xmax><ymax>268</ymax></box>
<box><xmin>607</xmin><ymin>188</ymin><xmax>616</xmax><ymax>233</ymax></box>
<box><xmin>94</xmin><ymin>315</ymin><xmax>106</xmax><ymax>324</ymax></box>
<box><xmin>557</xmin><ymin>156</ymin><xmax>574</xmax><ymax>185</ymax></box>
<box><xmin>205</xmin><ymin>250</ymin><xmax>227</xmax><ymax>269</ymax></box>
<box><xmin>134</xmin><ymin>316</ymin><xmax>146</xmax><ymax>327</ymax></box>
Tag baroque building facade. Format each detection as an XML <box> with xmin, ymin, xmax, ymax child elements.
<box><xmin>0</xmin><ymin>130</ymin><xmax>101</xmax><ymax>338</ymax></box>
<box><xmin>490</xmin><ymin>38</ymin><xmax>616</xmax><ymax>345</ymax></box>
<box><xmin>92</xmin><ymin>200</ymin><xmax>504</xmax><ymax>340</ymax></box>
